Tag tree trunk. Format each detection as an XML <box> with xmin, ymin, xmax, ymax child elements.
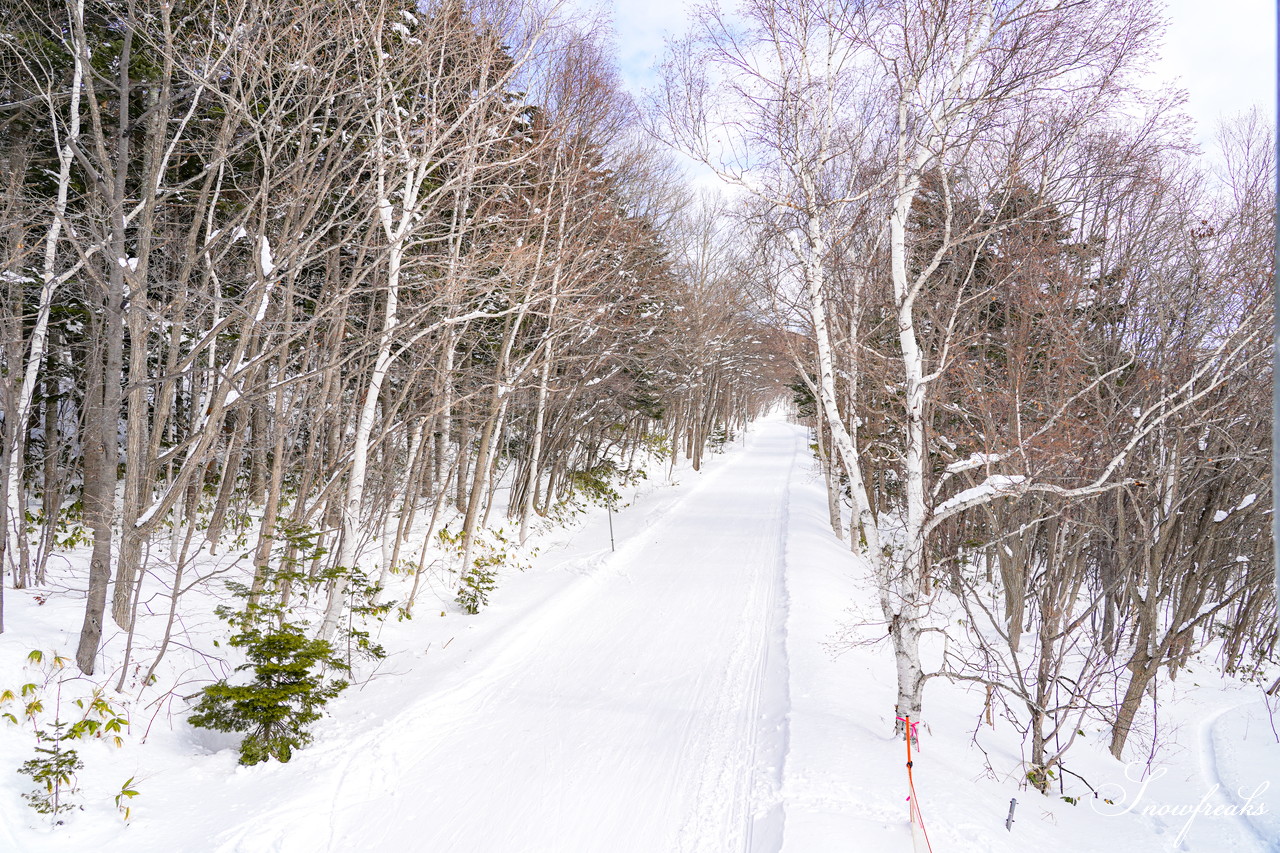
<box><xmin>77</xmin><ymin>323</ymin><xmax>117</xmax><ymax>675</ymax></box>
<box><xmin>1110</xmin><ymin>657</ymin><xmax>1155</xmax><ymax>760</ymax></box>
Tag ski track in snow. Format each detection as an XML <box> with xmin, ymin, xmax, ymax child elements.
<box><xmin>6</xmin><ymin>420</ymin><xmax>1275</xmax><ymax>853</ymax></box>
<box><xmin>215</xmin><ymin>420</ymin><xmax>803</xmax><ymax>853</ymax></box>
<box><xmin>1200</xmin><ymin>700</ymin><xmax>1280</xmax><ymax>851</ymax></box>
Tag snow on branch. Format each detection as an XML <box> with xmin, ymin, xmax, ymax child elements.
<box><xmin>931</xmin><ymin>474</ymin><xmax>1025</xmax><ymax>519</ymax></box>
<box><xmin>931</xmin><ymin>451</ymin><xmax>1008</xmax><ymax>499</ymax></box>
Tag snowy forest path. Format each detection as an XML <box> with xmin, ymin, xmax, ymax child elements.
<box><xmin>218</xmin><ymin>417</ymin><xmax>803</xmax><ymax>853</ymax></box>
<box><xmin>1199</xmin><ymin>698</ymin><xmax>1280</xmax><ymax>849</ymax></box>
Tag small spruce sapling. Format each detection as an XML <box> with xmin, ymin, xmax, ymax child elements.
<box><xmin>188</xmin><ymin>622</ymin><xmax>348</xmax><ymax>765</ymax></box>
<box><xmin>327</xmin><ymin>564</ymin><xmax>391</xmax><ymax>668</ymax></box>
<box><xmin>189</xmin><ymin>525</ymin><xmax>386</xmax><ymax>765</ymax></box>
<box><xmin>439</xmin><ymin>527</ymin><xmax>498</xmax><ymax>614</ymax></box>
<box><xmin>18</xmin><ymin>732</ymin><xmax>82</xmax><ymax>819</ymax></box>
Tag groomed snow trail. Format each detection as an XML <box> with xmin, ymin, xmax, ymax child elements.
<box><xmin>221</xmin><ymin>419</ymin><xmax>801</xmax><ymax>853</ymax></box>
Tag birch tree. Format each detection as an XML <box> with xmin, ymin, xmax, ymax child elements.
<box><xmin>659</xmin><ymin>0</ymin><xmax>1262</xmax><ymax>732</ymax></box>
<box><xmin>316</xmin><ymin>0</ymin><xmax>557</xmax><ymax>638</ymax></box>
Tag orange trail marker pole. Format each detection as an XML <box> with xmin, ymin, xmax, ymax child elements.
<box><xmin>898</xmin><ymin>715</ymin><xmax>934</xmax><ymax>853</ymax></box>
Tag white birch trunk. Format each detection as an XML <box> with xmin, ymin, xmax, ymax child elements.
<box><xmin>319</xmin><ymin>156</ymin><xmax>418</xmax><ymax>639</ymax></box>
<box><xmin>888</xmin><ymin>169</ymin><xmax>928</xmax><ymax>722</ymax></box>
<box><xmin>880</xmin><ymin>4</ymin><xmax>994</xmax><ymax>726</ymax></box>
<box><xmin>4</xmin><ymin>14</ymin><xmax>85</xmax><ymax>586</ymax></box>
<box><xmin>793</xmin><ymin>205</ymin><xmax>880</xmax><ymax>562</ymax></box>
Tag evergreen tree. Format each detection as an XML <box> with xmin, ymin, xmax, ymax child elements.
<box><xmin>188</xmin><ymin>621</ymin><xmax>349</xmax><ymax>766</ymax></box>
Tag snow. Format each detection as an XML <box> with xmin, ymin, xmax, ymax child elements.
<box><xmin>0</xmin><ymin>417</ymin><xmax>1275</xmax><ymax>852</ymax></box>
<box><xmin>934</xmin><ymin>474</ymin><xmax>1027</xmax><ymax>516</ymax></box>
<box><xmin>132</xmin><ymin>501</ymin><xmax>161</xmax><ymax>529</ymax></box>
<box><xmin>258</xmin><ymin>236</ymin><xmax>275</xmax><ymax>276</ymax></box>
<box><xmin>944</xmin><ymin>452</ymin><xmax>1000</xmax><ymax>474</ymax></box>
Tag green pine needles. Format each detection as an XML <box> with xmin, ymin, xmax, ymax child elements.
<box><xmin>190</xmin><ymin>523</ymin><xmax>388</xmax><ymax>766</ymax></box>
<box><xmin>188</xmin><ymin>622</ymin><xmax>348</xmax><ymax>766</ymax></box>
<box><xmin>456</xmin><ymin>559</ymin><xmax>499</xmax><ymax>615</ymax></box>
<box><xmin>19</xmin><ymin>725</ymin><xmax>83</xmax><ymax>818</ymax></box>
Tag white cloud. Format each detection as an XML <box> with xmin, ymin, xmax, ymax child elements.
<box><xmin>590</xmin><ymin>0</ymin><xmax>694</xmax><ymax>96</ymax></box>
<box><xmin>1153</xmin><ymin>0</ymin><xmax>1276</xmax><ymax>149</ymax></box>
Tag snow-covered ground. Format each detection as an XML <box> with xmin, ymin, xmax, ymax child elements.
<box><xmin>1</xmin><ymin>415</ymin><xmax>1276</xmax><ymax>851</ymax></box>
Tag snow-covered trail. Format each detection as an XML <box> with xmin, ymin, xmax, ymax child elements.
<box><xmin>218</xmin><ymin>418</ymin><xmax>801</xmax><ymax>853</ymax></box>
<box><xmin>6</xmin><ymin>418</ymin><xmax>1277</xmax><ymax>853</ymax></box>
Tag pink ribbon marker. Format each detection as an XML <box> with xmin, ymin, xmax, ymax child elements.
<box><xmin>895</xmin><ymin>716</ymin><xmax>920</xmax><ymax>747</ymax></box>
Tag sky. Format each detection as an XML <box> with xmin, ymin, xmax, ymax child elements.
<box><xmin>1157</xmin><ymin>0</ymin><xmax>1276</xmax><ymax>149</ymax></box>
<box><xmin>583</xmin><ymin>0</ymin><xmax>1276</xmax><ymax>157</ymax></box>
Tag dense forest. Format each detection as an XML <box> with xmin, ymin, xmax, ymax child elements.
<box><xmin>0</xmin><ymin>0</ymin><xmax>781</xmax><ymax>657</ymax></box>
<box><xmin>0</xmin><ymin>0</ymin><xmax>1274</xmax><ymax>818</ymax></box>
